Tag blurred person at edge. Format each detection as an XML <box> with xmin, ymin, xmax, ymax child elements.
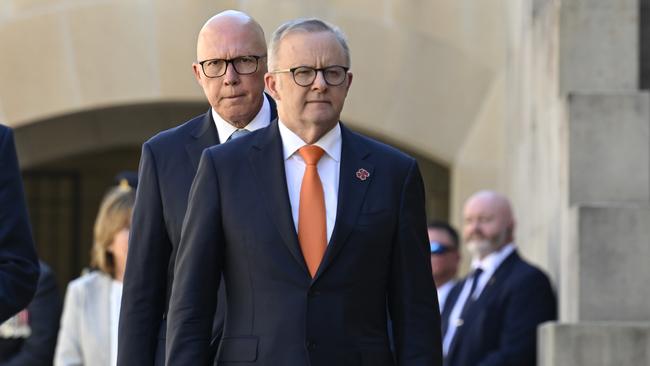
<box><xmin>54</xmin><ymin>181</ymin><xmax>135</xmax><ymax>366</ymax></box>
<box><xmin>0</xmin><ymin>261</ymin><xmax>61</xmax><ymax>365</ymax></box>
<box><xmin>0</xmin><ymin>124</ymin><xmax>40</xmax><ymax>323</ymax></box>
<box><xmin>442</xmin><ymin>190</ymin><xmax>557</xmax><ymax>366</ymax></box>
<box><xmin>427</xmin><ymin>221</ymin><xmax>461</xmax><ymax>312</ymax></box>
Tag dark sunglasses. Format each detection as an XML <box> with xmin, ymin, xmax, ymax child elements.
<box><xmin>430</xmin><ymin>241</ymin><xmax>456</xmax><ymax>255</ymax></box>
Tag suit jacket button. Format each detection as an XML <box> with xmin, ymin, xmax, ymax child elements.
<box><xmin>306</xmin><ymin>340</ymin><xmax>317</xmax><ymax>350</ymax></box>
<box><xmin>308</xmin><ymin>289</ymin><xmax>321</xmax><ymax>297</ymax></box>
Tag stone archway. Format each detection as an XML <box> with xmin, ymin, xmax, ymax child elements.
<box><xmin>14</xmin><ymin>101</ymin><xmax>208</xmax><ymax>287</ymax></box>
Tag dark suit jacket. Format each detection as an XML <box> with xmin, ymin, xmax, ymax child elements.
<box><xmin>166</xmin><ymin>121</ymin><xmax>442</xmax><ymax>366</ymax></box>
<box><xmin>443</xmin><ymin>251</ymin><xmax>557</xmax><ymax>366</ymax></box>
<box><xmin>0</xmin><ymin>261</ymin><xmax>61</xmax><ymax>365</ymax></box>
<box><xmin>439</xmin><ymin>282</ymin><xmax>462</xmax><ymax>339</ymax></box>
<box><xmin>0</xmin><ymin>125</ymin><xmax>40</xmax><ymax>323</ymax></box>
<box><xmin>118</xmin><ymin>97</ymin><xmax>277</xmax><ymax>366</ymax></box>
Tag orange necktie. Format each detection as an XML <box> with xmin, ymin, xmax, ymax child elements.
<box><xmin>298</xmin><ymin>145</ymin><xmax>327</xmax><ymax>278</ymax></box>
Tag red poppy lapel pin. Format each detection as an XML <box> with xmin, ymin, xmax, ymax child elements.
<box><xmin>356</xmin><ymin>168</ymin><xmax>370</xmax><ymax>181</ymax></box>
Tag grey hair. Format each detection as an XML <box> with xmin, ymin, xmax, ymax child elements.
<box><xmin>267</xmin><ymin>18</ymin><xmax>351</xmax><ymax>70</ymax></box>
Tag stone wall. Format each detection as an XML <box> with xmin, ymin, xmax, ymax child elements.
<box><xmin>513</xmin><ymin>0</ymin><xmax>650</xmax><ymax>363</ymax></box>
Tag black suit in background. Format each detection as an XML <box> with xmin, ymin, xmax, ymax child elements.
<box><xmin>0</xmin><ymin>261</ymin><xmax>61</xmax><ymax>365</ymax></box>
<box><xmin>443</xmin><ymin>251</ymin><xmax>557</xmax><ymax>366</ymax></box>
<box><xmin>166</xmin><ymin>121</ymin><xmax>442</xmax><ymax>366</ymax></box>
<box><xmin>0</xmin><ymin>125</ymin><xmax>39</xmax><ymax>323</ymax></box>
<box><xmin>118</xmin><ymin>97</ymin><xmax>277</xmax><ymax>366</ymax></box>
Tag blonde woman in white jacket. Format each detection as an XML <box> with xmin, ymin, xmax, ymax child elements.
<box><xmin>55</xmin><ymin>182</ymin><xmax>134</xmax><ymax>366</ymax></box>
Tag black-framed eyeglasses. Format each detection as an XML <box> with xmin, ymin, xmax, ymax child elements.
<box><xmin>271</xmin><ymin>65</ymin><xmax>349</xmax><ymax>87</ymax></box>
<box><xmin>430</xmin><ymin>241</ymin><xmax>456</xmax><ymax>255</ymax></box>
<box><xmin>198</xmin><ymin>55</ymin><xmax>266</xmax><ymax>78</ymax></box>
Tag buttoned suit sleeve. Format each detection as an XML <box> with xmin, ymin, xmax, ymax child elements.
<box><xmin>388</xmin><ymin>159</ymin><xmax>443</xmax><ymax>366</ymax></box>
<box><xmin>118</xmin><ymin>142</ymin><xmax>172</xmax><ymax>365</ymax></box>
<box><xmin>0</xmin><ymin>126</ymin><xmax>39</xmax><ymax>323</ymax></box>
<box><xmin>166</xmin><ymin>149</ymin><xmax>223</xmax><ymax>365</ymax></box>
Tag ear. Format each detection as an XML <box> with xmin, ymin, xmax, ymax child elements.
<box><xmin>506</xmin><ymin>219</ymin><xmax>515</xmax><ymax>241</ymax></box>
<box><xmin>192</xmin><ymin>63</ymin><xmax>202</xmax><ymax>83</ymax></box>
<box><xmin>265</xmin><ymin>73</ymin><xmax>281</xmax><ymax>101</ymax></box>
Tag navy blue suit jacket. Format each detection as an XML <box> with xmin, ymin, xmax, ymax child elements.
<box><xmin>443</xmin><ymin>251</ymin><xmax>557</xmax><ymax>366</ymax></box>
<box><xmin>0</xmin><ymin>125</ymin><xmax>39</xmax><ymax>323</ymax></box>
<box><xmin>166</xmin><ymin>121</ymin><xmax>442</xmax><ymax>366</ymax></box>
<box><xmin>118</xmin><ymin>96</ymin><xmax>277</xmax><ymax>366</ymax></box>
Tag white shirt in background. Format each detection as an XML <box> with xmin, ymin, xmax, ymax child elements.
<box><xmin>110</xmin><ymin>280</ymin><xmax>123</xmax><ymax>366</ymax></box>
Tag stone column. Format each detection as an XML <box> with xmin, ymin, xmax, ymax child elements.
<box><xmin>537</xmin><ymin>0</ymin><xmax>650</xmax><ymax>364</ymax></box>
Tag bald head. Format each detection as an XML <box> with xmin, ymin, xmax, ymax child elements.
<box><xmin>462</xmin><ymin>190</ymin><xmax>515</xmax><ymax>259</ymax></box>
<box><xmin>196</xmin><ymin>10</ymin><xmax>266</xmax><ymax>61</ymax></box>
<box><xmin>464</xmin><ymin>190</ymin><xmax>513</xmax><ymax>224</ymax></box>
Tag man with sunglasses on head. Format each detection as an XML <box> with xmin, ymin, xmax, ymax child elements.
<box><xmin>166</xmin><ymin>18</ymin><xmax>442</xmax><ymax>365</ymax></box>
<box><xmin>117</xmin><ymin>10</ymin><xmax>276</xmax><ymax>366</ymax></box>
<box><xmin>428</xmin><ymin>221</ymin><xmax>461</xmax><ymax>312</ymax></box>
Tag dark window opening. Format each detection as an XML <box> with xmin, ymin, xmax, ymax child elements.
<box><xmin>22</xmin><ymin>171</ymin><xmax>81</xmax><ymax>291</ymax></box>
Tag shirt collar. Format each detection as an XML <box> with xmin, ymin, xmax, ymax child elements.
<box><xmin>437</xmin><ymin>279</ymin><xmax>457</xmax><ymax>292</ymax></box>
<box><xmin>212</xmin><ymin>94</ymin><xmax>270</xmax><ymax>142</ymax></box>
<box><xmin>471</xmin><ymin>242</ymin><xmax>516</xmax><ymax>276</ymax></box>
<box><xmin>278</xmin><ymin>120</ymin><xmax>342</xmax><ymax>163</ymax></box>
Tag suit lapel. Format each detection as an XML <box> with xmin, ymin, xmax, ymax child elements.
<box><xmin>441</xmin><ymin>281</ymin><xmax>464</xmax><ymax>337</ymax></box>
<box><xmin>186</xmin><ymin>96</ymin><xmax>273</xmax><ymax>170</ymax></box>
<box><xmin>249</xmin><ymin>120</ymin><xmax>309</xmax><ymax>276</ymax></box>
<box><xmin>465</xmin><ymin>251</ymin><xmax>519</xmax><ymax>320</ymax></box>
<box><xmin>447</xmin><ymin>251</ymin><xmax>520</xmax><ymax>360</ymax></box>
<box><xmin>313</xmin><ymin>124</ymin><xmax>374</xmax><ymax>281</ymax></box>
<box><xmin>185</xmin><ymin>110</ymin><xmax>220</xmax><ymax>171</ymax></box>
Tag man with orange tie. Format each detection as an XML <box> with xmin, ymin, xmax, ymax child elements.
<box><xmin>166</xmin><ymin>18</ymin><xmax>442</xmax><ymax>366</ymax></box>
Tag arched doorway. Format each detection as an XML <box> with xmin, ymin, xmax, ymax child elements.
<box><xmin>15</xmin><ymin>102</ymin><xmax>207</xmax><ymax>287</ymax></box>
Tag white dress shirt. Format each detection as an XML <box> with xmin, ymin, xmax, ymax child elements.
<box><xmin>442</xmin><ymin>243</ymin><xmax>516</xmax><ymax>355</ymax></box>
<box><xmin>212</xmin><ymin>94</ymin><xmax>271</xmax><ymax>142</ymax></box>
<box><xmin>110</xmin><ymin>280</ymin><xmax>123</xmax><ymax>366</ymax></box>
<box><xmin>278</xmin><ymin>121</ymin><xmax>341</xmax><ymax>243</ymax></box>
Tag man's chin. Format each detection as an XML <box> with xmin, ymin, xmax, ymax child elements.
<box><xmin>466</xmin><ymin>240</ymin><xmax>493</xmax><ymax>259</ymax></box>
<box><xmin>216</xmin><ymin>106</ymin><xmax>256</xmax><ymax>127</ymax></box>
<box><xmin>302</xmin><ymin>112</ymin><xmax>339</xmax><ymax>128</ymax></box>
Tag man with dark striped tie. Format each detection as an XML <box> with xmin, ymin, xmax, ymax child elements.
<box><xmin>442</xmin><ymin>190</ymin><xmax>557</xmax><ymax>366</ymax></box>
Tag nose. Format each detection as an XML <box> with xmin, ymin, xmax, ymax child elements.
<box><xmin>466</xmin><ymin>220</ymin><xmax>481</xmax><ymax>238</ymax></box>
<box><xmin>223</xmin><ymin>62</ymin><xmax>240</xmax><ymax>86</ymax></box>
<box><xmin>311</xmin><ymin>70</ymin><xmax>328</xmax><ymax>91</ymax></box>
